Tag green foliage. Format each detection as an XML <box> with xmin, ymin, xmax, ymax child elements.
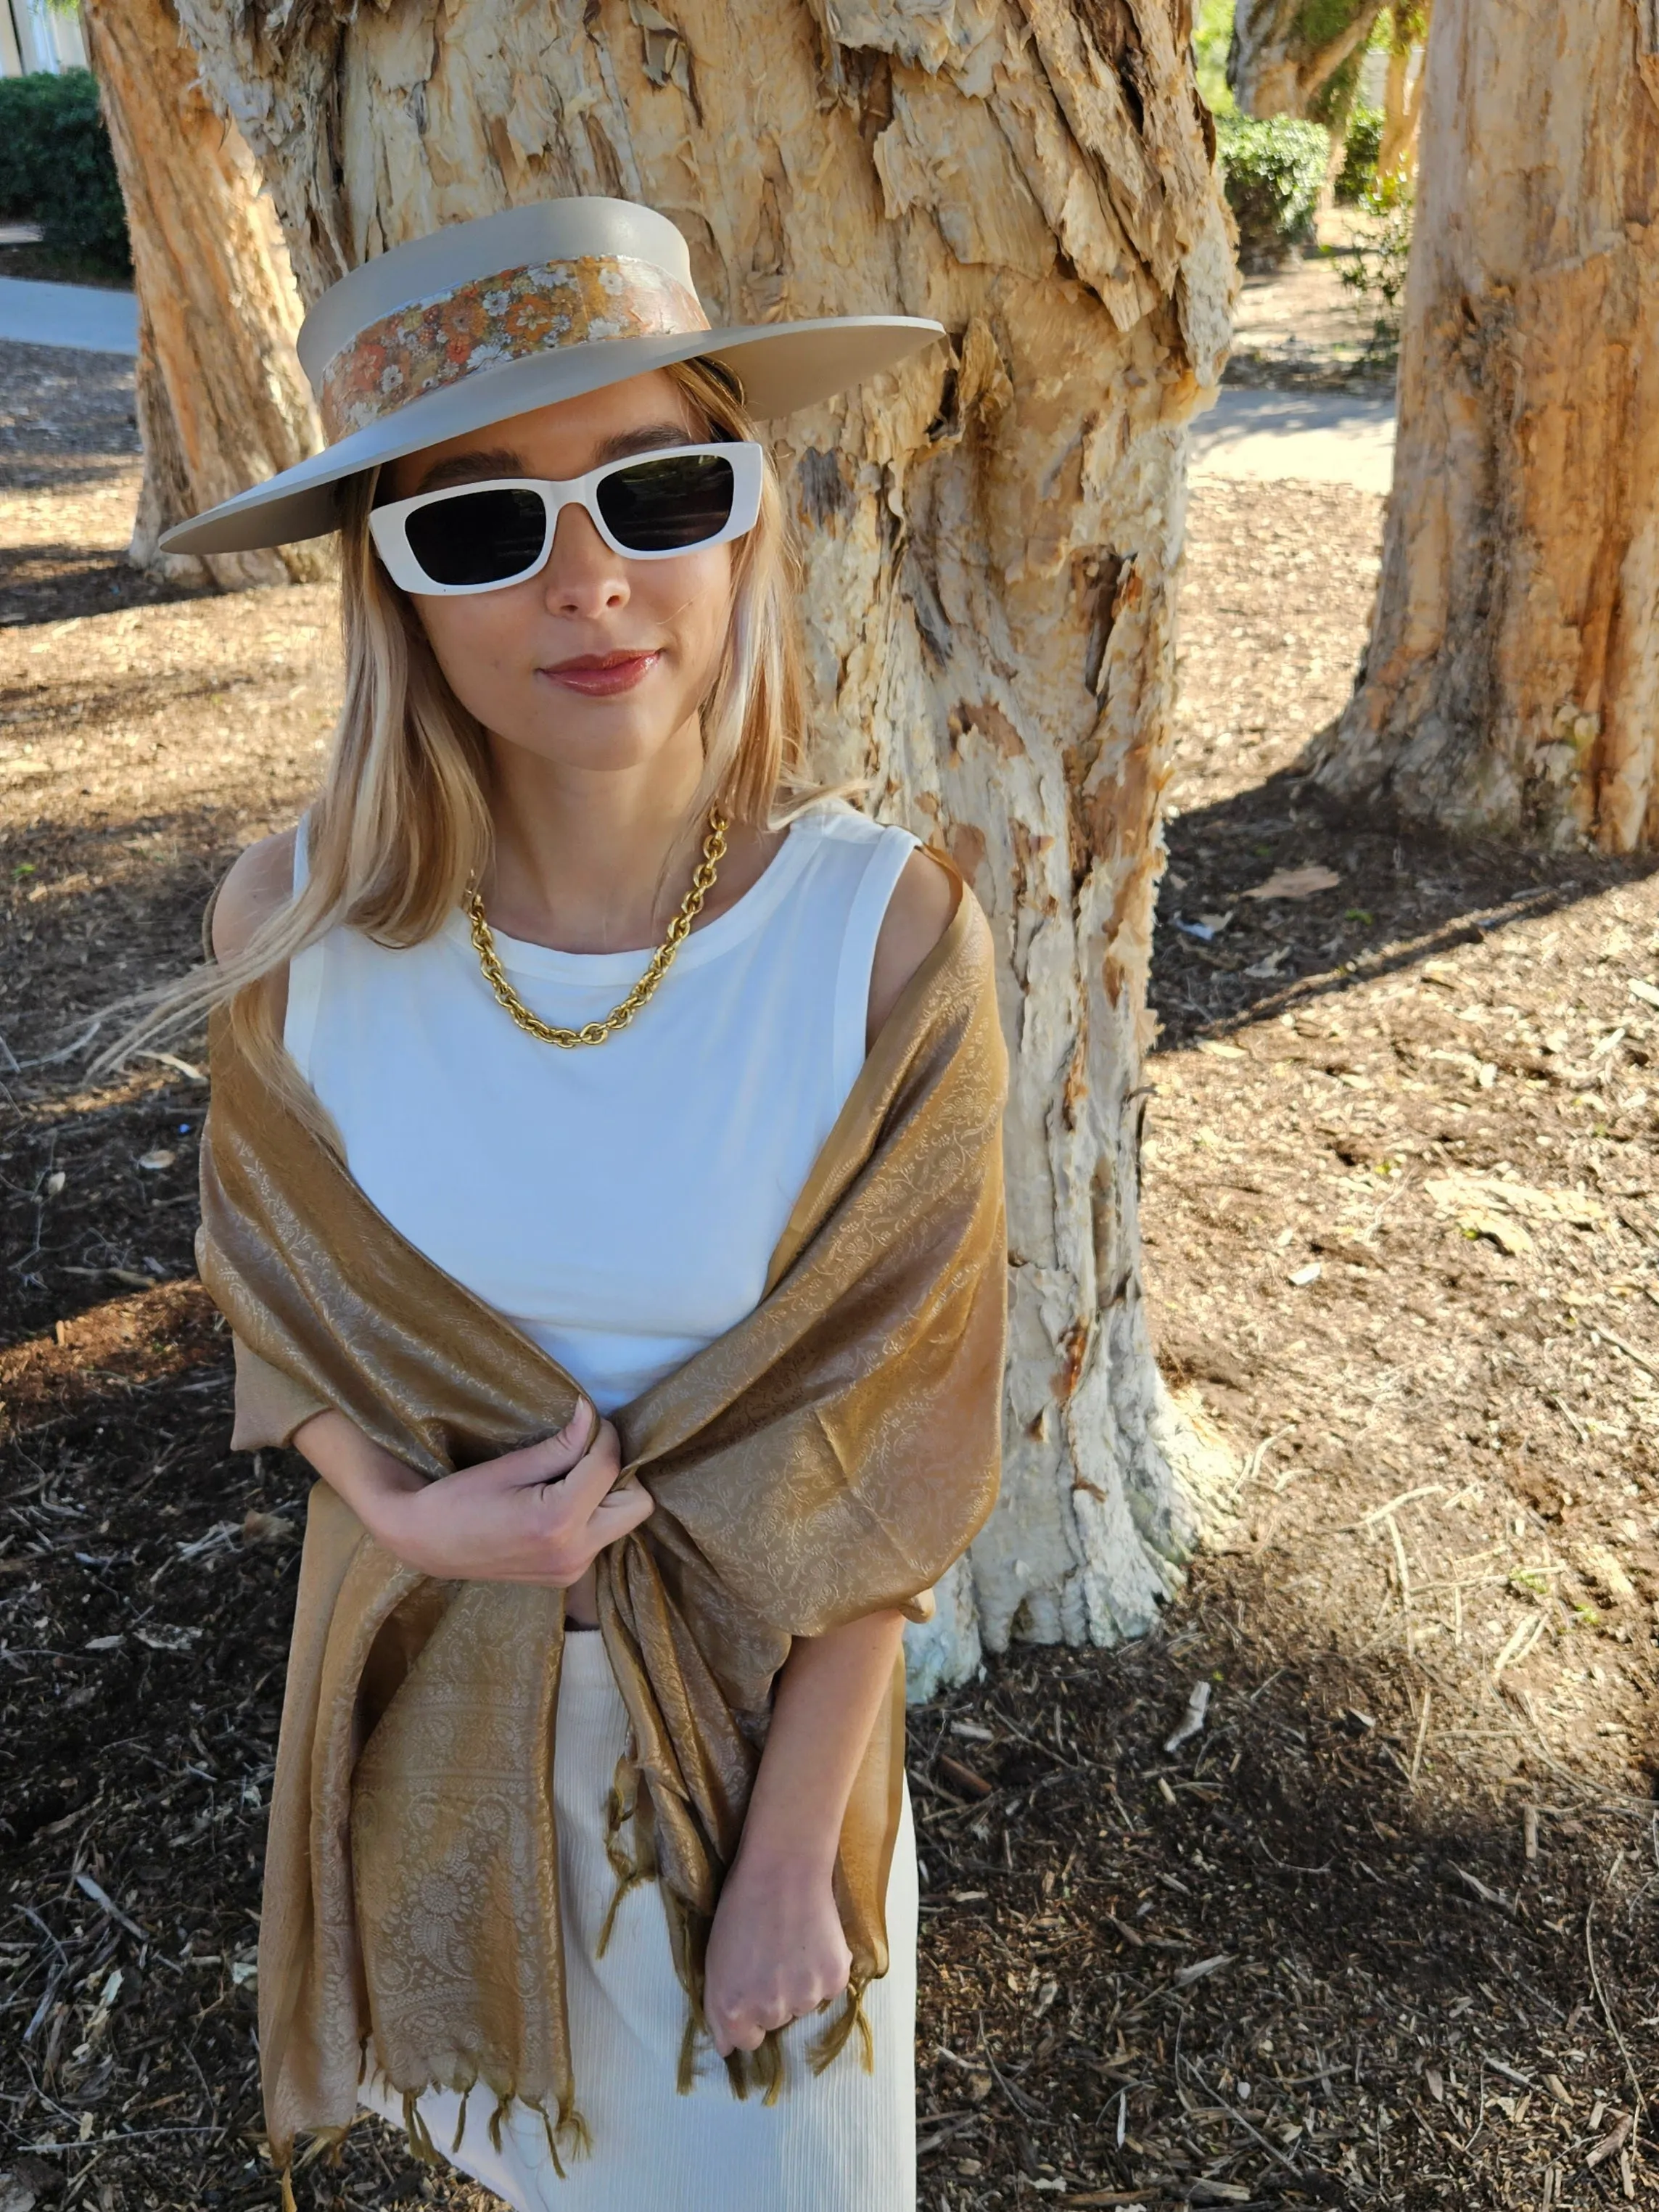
<box><xmin>1193</xmin><ymin>0</ymin><xmax>1236</xmax><ymax>118</ymax></box>
<box><xmin>1336</xmin><ymin>102</ymin><xmax>1384</xmax><ymax>201</ymax></box>
<box><xmin>0</xmin><ymin>69</ymin><xmax>130</xmax><ymax>280</ymax></box>
<box><xmin>1337</xmin><ymin>161</ymin><xmax>1415</xmax><ymax>365</ymax></box>
<box><xmin>1293</xmin><ymin>0</ymin><xmax>1372</xmax><ymax>46</ymax></box>
<box><xmin>1216</xmin><ymin>115</ymin><xmax>1329</xmax><ymax>274</ymax></box>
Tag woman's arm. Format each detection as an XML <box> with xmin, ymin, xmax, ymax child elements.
<box><xmin>701</xmin><ymin>1608</ymin><xmax>906</xmax><ymax>2055</ymax></box>
<box><xmin>703</xmin><ymin>849</ymin><xmax>960</xmax><ymax>2055</ymax></box>
<box><xmin>290</xmin><ymin>1404</ymin><xmax>652</xmax><ymax>1586</ymax></box>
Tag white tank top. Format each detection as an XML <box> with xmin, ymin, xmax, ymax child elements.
<box><xmin>284</xmin><ymin>802</ymin><xmax>917</xmax><ymax>1414</ymax></box>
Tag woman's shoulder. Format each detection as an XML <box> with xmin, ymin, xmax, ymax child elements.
<box><xmin>211</xmin><ymin>826</ymin><xmax>297</xmax><ymax>962</ymax></box>
<box><xmin>867</xmin><ymin>849</ymin><xmax>958</xmax><ymax>1044</ymax></box>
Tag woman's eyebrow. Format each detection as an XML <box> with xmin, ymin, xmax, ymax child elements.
<box><xmin>413</xmin><ymin>448</ymin><xmax>524</xmax><ymax>494</ymax></box>
<box><xmin>409</xmin><ymin>423</ymin><xmax>696</xmax><ymax>496</ymax></box>
<box><xmin>590</xmin><ymin>423</ymin><xmax>699</xmax><ymax>464</ymax></box>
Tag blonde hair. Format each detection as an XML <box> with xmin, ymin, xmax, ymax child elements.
<box><xmin>110</xmin><ymin>358</ymin><xmax>822</xmax><ymax>1119</ymax></box>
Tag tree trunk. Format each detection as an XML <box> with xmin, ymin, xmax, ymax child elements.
<box><xmin>1307</xmin><ymin>0</ymin><xmax>1659</xmax><ymax>852</ymax></box>
<box><xmin>174</xmin><ymin>0</ymin><xmax>1237</xmax><ymax>1692</ymax></box>
<box><xmin>82</xmin><ymin>0</ymin><xmax>326</xmax><ymax>592</ymax></box>
<box><xmin>1227</xmin><ymin>0</ymin><xmax>1384</xmax><ymax>118</ymax></box>
<box><xmin>1375</xmin><ymin>2</ymin><xmax>1430</xmax><ymax>178</ymax></box>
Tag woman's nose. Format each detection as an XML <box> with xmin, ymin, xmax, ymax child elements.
<box><xmin>540</xmin><ymin>503</ymin><xmax>629</xmax><ymax>618</ymax></box>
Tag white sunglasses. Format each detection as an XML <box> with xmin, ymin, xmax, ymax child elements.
<box><xmin>369</xmin><ymin>440</ymin><xmax>765</xmax><ymax>596</ymax></box>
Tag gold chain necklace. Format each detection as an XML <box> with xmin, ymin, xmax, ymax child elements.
<box><xmin>464</xmin><ymin>809</ymin><xmax>729</xmax><ymax>1048</ymax></box>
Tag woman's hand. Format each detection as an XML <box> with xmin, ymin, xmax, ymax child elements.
<box><xmin>292</xmin><ymin>1402</ymin><xmax>653</xmax><ymax>1586</ymax></box>
<box><xmin>701</xmin><ymin>1846</ymin><xmax>852</xmax><ymax>2057</ymax></box>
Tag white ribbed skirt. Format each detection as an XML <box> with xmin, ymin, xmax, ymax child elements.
<box><xmin>358</xmin><ymin>1629</ymin><xmax>918</xmax><ymax>2211</ymax></box>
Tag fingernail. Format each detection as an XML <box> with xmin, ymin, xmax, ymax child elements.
<box><xmin>559</xmin><ymin>1398</ymin><xmax>589</xmax><ymax>1438</ymax></box>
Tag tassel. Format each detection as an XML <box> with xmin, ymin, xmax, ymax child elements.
<box><xmin>597</xmin><ymin>1752</ymin><xmax>656</xmax><ymax>1957</ymax></box>
<box><xmin>677</xmin><ymin>2009</ymin><xmax>701</xmax><ymax>2095</ymax></box>
<box><xmin>401</xmin><ymin>2089</ymin><xmax>442</xmax><ymax>2166</ymax></box>
<box><xmin>807</xmin><ymin>1979</ymin><xmax>875</xmax><ymax>2076</ymax></box>
<box><xmin>539</xmin><ymin>2104</ymin><xmax>568</xmax><ymax>2180</ymax></box>
<box><xmin>279</xmin><ymin>2172</ymin><xmax>296</xmax><ymax>2212</ymax></box>
<box><xmin>754</xmin><ymin>2027</ymin><xmax>786</xmax><ymax>2107</ymax></box>
<box><xmin>488</xmin><ymin>2088</ymin><xmax>514</xmax><ymax>2154</ymax></box>
<box><xmin>450</xmin><ymin>2085</ymin><xmax>470</xmax><ymax>2156</ymax></box>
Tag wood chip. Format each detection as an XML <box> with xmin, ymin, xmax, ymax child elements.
<box><xmin>1243</xmin><ymin>864</ymin><xmax>1341</xmax><ymax>900</ymax></box>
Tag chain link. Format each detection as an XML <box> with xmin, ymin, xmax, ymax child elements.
<box><xmin>464</xmin><ymin>809</ymin><xmax>729</xmax><ymax>1048</ymax></box>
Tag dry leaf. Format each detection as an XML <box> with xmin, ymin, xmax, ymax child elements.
<box><xmin>1196</xmin><ymin>1040</ymin><xmax>1248</xmax><ymax>1059</ymax></box>
<box><xmin>1628</xmin><ymin>978</ymin><xmax>1659</xmax><ymax>1010</ymax></box>
<box><xmin>241</xmin><ymin>1509</ymin><xmax>296</xmax><ymax>1547</ymax></box>
<box><xmin>1288</xmin><ymin>1262</ymin><xmax>1322</xmax><ymax>1286</ymax></box>
<box><xmin>136</xmin><ymin>1148</ymin><xmax>176</xmax><ymax>1172</ymax></box>
<box><xmin>1243</xmin><ymin>864</ymin><xmax>1341</xmax><ymax>901</ymax></box>
<box><xmin>1425</xmin><ymin>1173</ymin><xmax>1605</xmax><ymax>1241</ymax></box>
<box><xmin>1460</xmin><ymin>1208</ymin><xmax>1534</xmax><ymax>1257</ymax></box>
<box><xmin>1574</xmin><ymin>1542</ymin><xmax>1636</xmax><ymax>1607</ymax></box>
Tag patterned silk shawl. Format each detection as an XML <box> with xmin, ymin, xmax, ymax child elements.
<box><xmin>194</xmin><ymin>881</ymin><xmax>1008</xmax><ymax>2188</ymax></box>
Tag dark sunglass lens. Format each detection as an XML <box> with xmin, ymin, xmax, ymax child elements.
<box><xmin>596</xmin><ymin>453</ymin><xmax>736</xmax><ymax>553</ymax></box>
<box><xmin>405</xmin><ymin>487</ymin><xmax>547</xmax><ymax>588</ymax></box>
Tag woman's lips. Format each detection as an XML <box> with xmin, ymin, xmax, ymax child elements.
<box><xmin>538</xmin><ymin>650</ymin><xmax>660</xmax><ymax>697</ymax></box>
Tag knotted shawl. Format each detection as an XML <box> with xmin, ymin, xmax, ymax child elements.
<box><xmin>194</xmin><ymin>879</ymin><xmax>1007</xmax><ymax>2188</ymax></box>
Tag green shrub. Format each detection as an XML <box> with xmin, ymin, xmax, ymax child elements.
<box><xmin>1193</xmin><ymin>0</ymin><xmax>1237</xmax><ymax>118</ymax></box>
<box><xmin>1338</xmin><ymin>165</ymin><xmax>1415</xmax><ymax>366</ymax></box>
<box><xmin>1336</xmin><ymin>103</ymin><xmax>1385</xmax><ymax>202</ymax></box>
<box><xmin>1217</xmin><ymin>115</ymin><xmax>1328</xmax><ymax>274</ymax></box>
<box><xmin>0</xmin><ymin>69</ymin><xmax>130</xmax><ymax>281</ymax></box>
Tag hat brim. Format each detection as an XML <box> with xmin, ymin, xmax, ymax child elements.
<box><xmin>160</xmin><ymin>316</ymin><xmax>944</xmax><ymax>557</ymax></box>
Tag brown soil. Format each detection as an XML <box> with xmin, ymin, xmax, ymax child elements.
<box><xmin>1222</xmin><ymin>246</ymin><xmax>1395</xmax><ymax>392</ymax></box>
<box><xmin>1</xmin><ymin>357</ymin><xmax>1654</xmax><ymax>2212</ymax></box>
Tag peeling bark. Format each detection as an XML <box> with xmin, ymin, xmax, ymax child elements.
<box><xmin>1375</xmin><ymin>2</ymin><xmax>1430</xmax><ymax>177</ymax></box>
<box><xmin>1227</xmin><ymin>0</ymin><xmax>1386</xmax><ymax>119</ymax></box>
<box><xmin>83</xmin><ymin>0</ymin><xmax>324</xmax><ymax>591</ymax></box>
<box><xmin>1309</xmin><ymin>0</ymin><xmax>1659</xmax><ymax>852</ymax></box>
<box><xmin>174</xmin><ymin>0</ymin><xmax>1237</xmax><ymax>1688</ymax></box>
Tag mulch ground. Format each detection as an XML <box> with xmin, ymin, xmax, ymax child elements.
<box><xmin>1</xmin><ymin>348</ymin><xmax>1654</xmax><ymax>2212</ymax></box>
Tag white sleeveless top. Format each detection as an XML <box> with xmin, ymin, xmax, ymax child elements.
<box><xmin>285</xmin><ymin>802</ymin><xmax>916</xmax><ymax>1414</ymax></box>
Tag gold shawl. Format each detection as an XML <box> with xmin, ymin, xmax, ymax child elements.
<box><xmin>194</xmin><ymin>882</ymin><xmax>1007</xmax><ymax>2184</ymax></box>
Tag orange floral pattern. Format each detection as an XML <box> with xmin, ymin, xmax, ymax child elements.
<box><xmin>318</xmin><ymin>254</ymin><xmax>709</xmax><ymax>441</ymax></box>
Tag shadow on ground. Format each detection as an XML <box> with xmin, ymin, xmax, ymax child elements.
<box><xmin>1151</xmin><ymin>765</ymin><xmax>1659</xmax><ymax>1048</ymax></box>
<box><xmin>1</xmin><ymin>1327</ymin><xmax>1652</xmax><ymax>2210</ymax></box>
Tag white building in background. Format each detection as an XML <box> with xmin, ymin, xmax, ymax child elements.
<box><xmin>1</xmin><ymin>0</ymin><xmax>88</xmax><ymax>76</ymax></box>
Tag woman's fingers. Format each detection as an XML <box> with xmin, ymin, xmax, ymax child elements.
<box><xmin>506</xmin><ymin>1399</ymin><xmax>598</xmax><ymax>1485</ymax></box>
<box><xmin>707</xmin><ymin>1986</ymin><xmax>830</xmax><ymax>2055</ymax></box>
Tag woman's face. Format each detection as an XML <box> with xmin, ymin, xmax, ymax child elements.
<box><xmin>382</xmin><ymin>371</ymin><xmax>733</xmax><ymax>782</ymax></box>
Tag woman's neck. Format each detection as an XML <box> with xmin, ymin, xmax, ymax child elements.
<box><xmin>480</xmin><ymin>720</ymin><xmax>782</xmax><ymax>954</ymax></box>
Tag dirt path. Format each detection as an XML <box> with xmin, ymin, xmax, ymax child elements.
<box><xmin>1</xmin><ymin>355</ymin><xmax>1654</xmax><ymax>2212</ymax></box>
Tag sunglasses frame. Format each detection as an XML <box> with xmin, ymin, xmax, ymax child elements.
<box><xmin>368</xmin><ymin>440</ymin><xmax>766</xmax><ymax>596</ymax></box>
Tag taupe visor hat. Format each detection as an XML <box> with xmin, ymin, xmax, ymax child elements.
<box><xmin>160</xmin><ymin>196</ymin><xmax>945</xmax><ymax>559</ymax></box>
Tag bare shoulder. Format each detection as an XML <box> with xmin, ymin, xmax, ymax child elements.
<box><xmin>211</xmin><ymin>827</ymin><xmax>297</xmax><ymax>963</ymax></box>
<box><xmin>866</xmin><ymin>849</ymin><xmax>960</xmax><ymax>1048</ymax></box>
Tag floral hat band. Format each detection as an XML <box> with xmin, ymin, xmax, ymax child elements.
<box><xmin>318</xmin><ymin>253</ymin><xmax>711</xmax><ymax>443</ymax></box>
<box><xmin>160</xmin><ymin>197</ymin><xmax>945</xmax><ymax>559</ymax></box>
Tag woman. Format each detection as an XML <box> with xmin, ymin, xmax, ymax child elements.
<box><xmin>156</xmin><ymin>197</ymin><xmax>1007</xmax><ymax>2211</ymax></box>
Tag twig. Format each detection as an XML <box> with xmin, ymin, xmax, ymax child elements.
<box><xmin>1179</xmin><ymin>2057</ymin><xmax>1303</xmax><ymax>2177</ymax></box>
<box><xmin>1360</xmin><ymin>1483</ymin><xmax>1446</xmax><ymax>1524</ymax></box>
<box><xmin>1409</xmin><ymin>1687</ymin><xmax>1431</xmax><ymax>1788</ymax></box>
<box><xmin>1589</xmin><ymin>1325</ymin><xmax>1659</xmax><ymax>1383</ymax></box>
<box><xmin>1585</xmin><ymin>1896</ymin><xmax>1645</xmax><ymax>2144</ymax></box>
<box><xmin>1380</xmin><ymin>1510</ymin><xmax>1413</xmax><ymax>1653</ymax></box>
<box><xmin>975</xmin><ymin>2011</ymin><xmax>1046</xmax><ymax>2120</ymax></box>
<box><xmin>73</xmin><ymin>1872</ymin><xmax>148</xmax><ymax>1943</ymax></box>
<box><xmin>17</xmin><ymin>2125</ymin><xmax>236</xmax><ymax>2150</ymax></box>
